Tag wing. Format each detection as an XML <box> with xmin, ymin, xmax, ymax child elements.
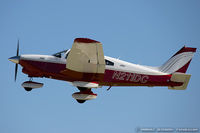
<box><xmin>66</xmin><ymin>38</ymin><xmax>105</xmax><ymax>74</ymax></box>
<box><xmin>72</xmin><ymin>81</ymin><xmax>99</xmax><ymax>88</ymax></box>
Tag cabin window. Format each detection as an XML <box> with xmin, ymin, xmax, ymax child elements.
<box><xmin>105</xmin><ymin>59</ymin><xmax>114</xmax><ymax>66</ymax></box>
<box><xmin>52</xmin><ymin>49</ymin><xmax>69</xmax><ymax>58</ymax></box>
<box><xmin>54</xmin><ymin>53</ymin><xmax>62</xmax><ymax>58</ymax></box>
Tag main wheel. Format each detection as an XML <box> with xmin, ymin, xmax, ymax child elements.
<box><xmin>24</xmin><ymin>87</ymin><xmax>32</xmax><ymax>91</ymax></box>
<box><xmin>76</xmin><ymin>100</ymin><xmax>86</xmax><ymax>104</ymax></box>
<box><xmin>77</xmin><ymin>87</ymin><xmax>87</xmax><ymax>91</ymax></box>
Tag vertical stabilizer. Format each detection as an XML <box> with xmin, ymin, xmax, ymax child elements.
<box><xmin>159</xmin><ymin>46</ymin><xmax>196</xmax><ymax>74</ymax></box>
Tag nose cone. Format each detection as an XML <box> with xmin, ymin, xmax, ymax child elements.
<box><xmin>8</xmin><ymin>56</ymin><xmax>20</xmax><ymax>64</ymax></box>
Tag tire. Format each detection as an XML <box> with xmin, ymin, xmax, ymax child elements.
<box><xmin>76</xmin><ymin>100</ymin><xmax>86</xmax><ymax>104</ymax></box>
<box><xmin>24</xmin><ymin>87</ymin><xmax>32</xmax><ymax>91</ymax></box>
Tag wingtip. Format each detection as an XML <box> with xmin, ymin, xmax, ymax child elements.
<box><xmin>74</xmin><ymin>38</ymin><xmax>100</xmax><ymax>43</ymax></box>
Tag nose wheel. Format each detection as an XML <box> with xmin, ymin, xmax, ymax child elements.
<box><xmin>23</xmin><ymin>78</ymin><xmax>33</xmax><ymax>91</ymax></box>
<box><xmin>22</xmin><ymin>78</ymin><xmax>43</xmax><ymax>92</ymax></box>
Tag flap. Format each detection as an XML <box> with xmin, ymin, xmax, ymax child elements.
<box><xmin>66</xmin><ymin>38</ymin><xmax>105</xmax><ymax>73</ymax></box>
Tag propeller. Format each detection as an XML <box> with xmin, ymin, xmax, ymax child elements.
<box><xmin>15</xmin><ymin>40</ymin><xmax>19</xmax><ymax>81</ymax></box>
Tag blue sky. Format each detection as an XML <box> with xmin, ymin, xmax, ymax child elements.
<box><xmin>1</xmin><ymin>0</ymin><xmax>200</xmax><ymax>133</ymax></box>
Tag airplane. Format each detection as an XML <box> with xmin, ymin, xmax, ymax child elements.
<box><xmin>8</xmin><ymin>38</ymin><xmax>197</xmax><ymax>103</ymax></box>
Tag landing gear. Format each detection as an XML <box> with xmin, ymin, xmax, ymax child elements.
<box><xmin>24</xmin><ymin>87</ymin><xmax>32</xmax><ymax>91</ymax></box>
<box><xmin>77</xmin><ymin>87</ymin><xmax>88</xmax><ymax>91</ymax></box>
<box><xmin>72</xmin><ymin>87</ymin><xmax>97</xmax><ymax>104</ymax></box>
<box><xmin>21</xmin><ymin>78</ymin><xmax>44</xmax><ymax>92</ymax></box>
<box><xmin>76</xmin><ymin>100</ymin><xmax>86</xmax><ymax>103</ymax></box>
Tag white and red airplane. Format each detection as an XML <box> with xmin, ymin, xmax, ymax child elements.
<box><xmin>9</xmin><ymin>38</ymin><xmax>196</xmax><ymax>103</ymax></box>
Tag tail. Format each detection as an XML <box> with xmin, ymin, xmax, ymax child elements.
<box><xmin>159</xmin><ymin>46</ymin><xmax>197</xmax><ymax>74</ymax></box>
<box><xmin>159</xmin><ymin>46</ymin><xmax>197</xmax><ymax>90</ymax></box>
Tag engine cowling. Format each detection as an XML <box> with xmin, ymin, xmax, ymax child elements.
<box><xmin>72</xmin><ymin>92</ymin><xmax>97</xmax><ymax>101</ymax></box>
<box><xmin>22</xmin><ymin>81</ymin><xmax>43</xmax><ymax>89</ymax></box>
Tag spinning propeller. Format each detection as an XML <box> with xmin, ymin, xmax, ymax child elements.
<box><xmin>8</xmin><ymin>40</ymin><xmax>20</xmax><ymax>81</ymax></box>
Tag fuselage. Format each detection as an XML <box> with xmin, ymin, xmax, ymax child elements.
<box><xmin>8</xmin><ymin>39</ymin><xmax>196</xmax><ymax>103</ymax></box>
<box><xmin>18</xmin><ymin>53</ymin><xmax>182</xmax><ymax>87</ymax></box>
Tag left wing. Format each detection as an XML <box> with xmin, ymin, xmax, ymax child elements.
<box><xmin>66</xmin><ymin>38</ymin><xmax>105</xmax><ymax>74</ymax></box>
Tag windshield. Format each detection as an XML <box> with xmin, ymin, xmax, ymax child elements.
<box><xmin>52</xmin><ymin>49</ymin><xmax>69</xmax><ymax>58</ymax></box>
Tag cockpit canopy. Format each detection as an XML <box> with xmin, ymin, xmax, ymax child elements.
<box><xmin>52</xmin><ymin>49</ymin><xmax>70</xmax><ymax>59</ymax></box>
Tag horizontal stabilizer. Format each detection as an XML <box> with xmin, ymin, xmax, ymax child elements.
<box><xmin>168</xmin><ymin>72</ymin><xmax>191</xmax><ymax>90</ymax></box>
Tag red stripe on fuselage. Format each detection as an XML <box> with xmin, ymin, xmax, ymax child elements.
<box><xmin>19</xmin><ymin>60</ymin><xmax>182</xmax><ymax>87</ymax></box>
<box><xmin>102</xmin><ymin>69</ymin><xmax>181</xmax><ymax>86</ymax></box>
<box><xmin>20</xmin><ymin>59</ymin><xmax>73</xmax><ymax>81</ymax></box>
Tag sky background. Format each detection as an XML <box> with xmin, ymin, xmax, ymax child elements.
<box><xmin>1</xmin><ymin>0</ymin><xmax>200</xmax><ymax>133</ymax></box>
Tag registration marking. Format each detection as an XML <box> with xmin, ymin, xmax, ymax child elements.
<box><xmin>112</xmin><ymin>71</ymin><xmax>149</xmax><ymax>83</ymax></box>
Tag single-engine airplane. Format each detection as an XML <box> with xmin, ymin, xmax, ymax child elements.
<box><xmin>9</xmin><ymin>38</ymin><xmax>197</xmax><ymax>103</ymax></box>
